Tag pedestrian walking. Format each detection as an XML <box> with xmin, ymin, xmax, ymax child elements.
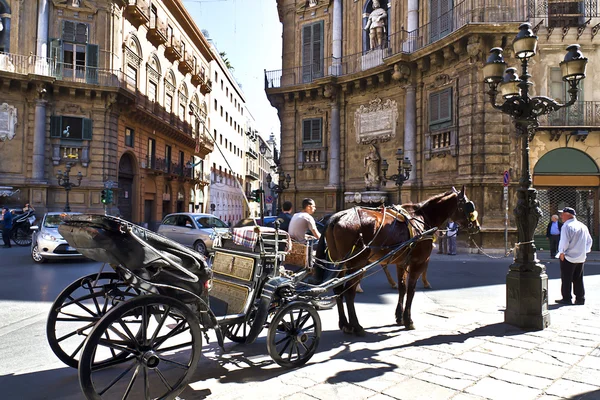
<box><xmin>556</xmin><ymin>207</ymin><xmax>592</xmax><ymax>306</ymax></box>
<box><xmin>436</xmin><ymin>229</ymin><xmax>448</xmax><ymax>254</ymax></box>
<box><xmin>546</xmin><ymin>214</ymin><xmax>562</xmax><ymax>258</ymax></box>
<box><xmin>1</xmin><ymin>207</ymin><xmax>13</xmax><ymax>248</ymax></box>
<box><xmin>447</xmin><ymin>219</ymin><xmax>458</xmax><ymax>255</ymax></box>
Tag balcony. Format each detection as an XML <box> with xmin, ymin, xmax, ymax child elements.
<box><xmin>147</xmin><ymin>17</ymin><xmax>168</xmax><ymax>48</ymax></box>
<box><xmin>538</xmin><ymin>101</ymin><xmax>600</xmax><ymax>129</ymax></box>
<box><xmin>246</xmin><ymin>148</ymin><xmax>258</xmax><ymax>159</ymax></box>
<box><xmin>125</xmin><ymin>0</ymin><xmax>150</xmax><ymax>29</ymax></box>
<box><xmin>265</xmin><ymin>0</ymin><xmax>529</xmax><ymax>89</ymax></box>
<box><xmin>528</xmin><ymin>0</ymin><xmax>598</xmax><ymax>28</ymax></box>
<box><xmin>191</xmin><ymin>67</ymin><xmax>205</xmax><ymax>88</ymax></box>
<box><xmin>245</xmin><ymin>170</ymin><xmax>259</xmax><ymax>180</ymax></box>
<box><xmin>141</xmin><ymin>156</ymin><xmax>167</xmax><ymax>174</ymax></box>
<box><xmin>297</xmin><ymin>146</ymin><xmax>327</xmax><ymax>170</ymax></box>
<box><xmin>178</xmin><ymin>53</ymin><xmax>194</xmax><ymax>75</ymax></box>
<box><xmin>200</xmin><ymin>78</ymin><xmax>212</xmax><ymax>95</ymax></box>
<box><xmin>164</xmin><ymin>37</ymin><xmax>182</xmax><ymax>64</ymax></box>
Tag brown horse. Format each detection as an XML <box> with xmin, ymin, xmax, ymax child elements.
<box><xmin>316</xmin><ymin>186</ymin><xmax>480</xmax><ymax>335</ymax></box>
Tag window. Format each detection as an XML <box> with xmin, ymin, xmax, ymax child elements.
<box><xmin>179</xmin><ymin>151</ymin><xmax>184</xmax><ymax>173</ymax></box>
<box><xmin>425</xmin><ymin>87</ymin><xmax>456</xmax><ymax>159</ymax></box>
<box><xmin>167</xmin><ymin>25</ymin><xmax>173</xmax><ymax>41</ymax></box>
<box><xmin>301</xmin><ymin>21</ymin><xmax>324</xmax><ymax>83</ymax></box>
<box><xmin>430</xmin><ymin>0</ymin><xmax>453</xmax><ymax>43</ymax></box>
<box><xmin>214</xmin><ymin>129</ymin><xmax>217</xmax><ymax>138</ymax></box>
<box><xmin>125</xmin><ymin>127</ymin><xmax>134</xmax><ymax>147</ymax></box>
<box><xmin>50</xmin><ymin>116</ymin><xmax>93</xmax><ymax>140</ymax></box>
<box><xmin>126</xmin><ymin>63</ymin><xmax>137</xmax><ymax>88</ymax></box>
<box><xmin>226</xmin><ymin>111</ymin><xmax>228</xmax><ymax>121</ymax></box>
<box><xmin>226</xmin><ymin>87</ymin><xmax>229</xmax><ymax>96</ymax></box>
<box><xmin>302</xmin><ymin>118</ymin><xmax>322</xmax><ymax>143</ymax></box>
<box><xmin>148</xmin><ymin>138</ymin><xmax>156</xmax><ymax>168</ymax></box>
<box><xmin>549</xmin><ymin>67</ymin><xmax>584</xmax><ymax>125</ymax></box>
<box><xmin>215</xmin><ymin>71</ymin><xmax>218</xmax><ymax>81</ymax></box>
<box><xmin>225</xmin><ymin>138</ymin><xmax>228</xmax><ymax>148</ymax></box>
<box><xmin>148</xmin><ymin>80</ymin><xmax>157</xmax><ymax>102</ymax></box>
<box><xmin>165</xmin><ymin>145</ymin><xmax>172</xmax><ymax>172</ymax></box>
<box><xmin>166</xmin><ymin>93</ymin><xmax>173</xmax><ymax>112</ymax></box>
<box><xmin>220</xmin><ymin>134</ymin><xmax>223</xmax><ymax>145</ymax></box>
<box><xmin>214</xmin><ymin>99</ymin><xmax>217</xmax><ymax>110</ymax></box>
<box><xmin>429</xmin><ymin>87</ymin><xmax>452</xmax><ymax>128</ymax></box>
<box><xmin>221</xmin><ymin>80</ymin><xmax>223</xmax><ymax>90</ymax></box>
<box><xmin>49</xmin><ymin>21</ymin><xmax>98</xmax><ymax>84</ymax></box>
<box><xmin>220</xmin><ymin>106</ymin><xmax>223</xmax><ymax>117</ymax></box>
<box><xmin>549</xmin><ymin>1</ymin><xmax>585</xmax><ymax>28</ymax></box>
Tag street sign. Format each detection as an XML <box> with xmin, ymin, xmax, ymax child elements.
<box><xmin>265</xmin><ymin>195</ymin><xmax>274</xmax><ymax>204</ymax></box>
<box><xmin>503</xmin><ymin>170</ymin><xmax>510</xmax><ymax>187</ymax></box>
<box><xmin>503</xmin><ymin>186</ymin><xmax>508</xmax><ymax>200</ymax></box>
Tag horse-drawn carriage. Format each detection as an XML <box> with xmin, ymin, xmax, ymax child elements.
<box><xmin>47</xmin><ymin>187</ymin><xmax>479</xmax><ymax>400</ymax></box>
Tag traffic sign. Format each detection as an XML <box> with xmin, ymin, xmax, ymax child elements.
<box><xmin>265</xmin><ymin>195</ymin><xmax>274</xmax><ymax>204</ymax></box>
<box><xmin>503</xmin><ymin>186</ymin><xmax>508</xmax><ymax>200</ymax></box>
<box><xmin>503</xmin><ymin>170</ymin><xmax>510</xmax><ymax>187</ymax></box>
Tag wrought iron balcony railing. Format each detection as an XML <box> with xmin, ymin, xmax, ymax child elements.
<box><xmin>538</xmin><ymin>101</ymin><xmax>600</xmax><ymax>128</ymax></box>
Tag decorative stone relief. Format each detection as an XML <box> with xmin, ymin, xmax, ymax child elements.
<box><xmin>52</xmin><ymin>0</ymin><xmax>98</xmax><ymax>14</ymax></box>
<box><xmin>296</xmin><ymin>0</ymin><xmax>331</xmax><ymax>13</ymax></box>
<box><xmin>0</xmin><ymin>103</ymin><xmax>18</xmax><ymax>142</ymax></box>
<box><xmin>354</xmin><ymin>98</ymin><xmax>398</xmax><ymax>144</ymax></box>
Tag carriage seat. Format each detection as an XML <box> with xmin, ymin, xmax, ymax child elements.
<box><xmin>216</xmin><ymin>226</ymin><xmax>291</xmax><ymax>254</ymax></box>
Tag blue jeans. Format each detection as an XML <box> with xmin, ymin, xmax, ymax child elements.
<box><xmin>447</xmin><ymin>236</ymin><xmax>457</xmax><ymax>255</ymax></box>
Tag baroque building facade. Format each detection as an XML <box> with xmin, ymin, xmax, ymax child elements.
<box><xmin>0</xmin><ymin>0</ymin><xmax>214</xmax><ymax>230</ymax></box>
<box><xmin>265</xmin><ymin>0</ymin><xmax>600</xmax><ymax>249</ymax></box>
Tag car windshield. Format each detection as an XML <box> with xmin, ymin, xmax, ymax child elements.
<box><xmin>195</xmin><ymin>216</ymin><xmax>228</xmax><ymax>229</ymax></box>
<box><xmin>44</xmin><ymin>215</ymin><xmax>63</xmax><ymax>228</ymax></box>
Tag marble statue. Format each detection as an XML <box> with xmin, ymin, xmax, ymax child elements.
<box><xmin>364</xmin><ymin>144</ymin><xmax>380</xmax><ymax>190</ymax></box>
<box><xmin>364</xmin><ymin>0</ymin><xmax>387</xmax><ymax>50</ymax></box>
<box><xmin>72</xmin><ymin>0</ymin><xmax>81</xmax><ymax>7</ymax></box>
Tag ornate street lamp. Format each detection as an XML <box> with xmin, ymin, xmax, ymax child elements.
<box><xmin>483</xmin><ymin>23</ymin><xmax>587</xmax><ymax>330</ymax></box>
<box><xmin>381</xmin><ymin>148</ymin><xmax>412</xmax><ymax>203</ymax></box>
<box><xmin>56</xmin><ymin>162</ymin><xmax>83</xmax><ymax>212</ymax></box>
<box><xmin>266</xmin><ymin>169</ymin><xmax>292</xmax><ymax>214</ymax></box>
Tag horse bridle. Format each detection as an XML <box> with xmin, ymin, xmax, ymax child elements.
<box><xmin>457</xmin><ymin>197</ymin><xmax>478</xmax><ymax>231</ymax></box>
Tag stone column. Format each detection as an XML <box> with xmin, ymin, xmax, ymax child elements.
<box><xmin>328</xmin><ymin>96</ymin><xmax>340</xmax><ymax>188</ymax></box>
<box><xmin>331</xmin><ymin>0</ymin><xmax>342</xmax><ymax>76</ymax></box>
<box><xmin>404</xmin><ymin>85</ymin><xmax>416</xmax><ymax>182</ymax></box>
<box><xmin>36</xmin><ymin>0</ymin><xmax>49</xmax><ymax>70</ymax></box>
<box><xmin>32</xmin><ymin>97</ymin><xmax>47</xmax><ymax>182</ymax></box>
<box><xmin>404</xmin><ymin>0</ymin><xmax>419</xmax><ymax>52</ymax></box>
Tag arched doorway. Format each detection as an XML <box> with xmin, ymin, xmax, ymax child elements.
<box><xmin>118</xmin><ymin>153</ymin><xmax>136</xmax><ymax>221</ymax></box>
<box><xmin>533</xmin><ymin>148</ymin><xmax>599</xmax><ymax>250</ymax></box>
<box><xmin>162</xmin><ymin>184</ymin><xmax>172</xmax><ymax>218</ymax></box>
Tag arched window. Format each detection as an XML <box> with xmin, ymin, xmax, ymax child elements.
<box><xmin>164</xmin><ymin>70</ymin><xmax>176</xmax><ymax>113</ymax></box>
<box><xmin>178</xmin><ymin>83</ymin><xmax>188</xmax><ymax>122</ymax></box>
<box><xmin>124</xmin><ymin>35</ymin><xmax>142</xmax><ymax>88</ymax></box>
<box><xmin>0</xmin><ymin>0</ymin><xmax>12</xmax><ymax>53</ymax></box>
<box><xmin>147</xmin><ymin>54</ymin><xmax>161</xmax><ymax>102</ymax></box>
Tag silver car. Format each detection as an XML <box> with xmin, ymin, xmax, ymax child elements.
<box><xmin>31</xmin><ymin>212</ymin><xmax>84</xmax><ymax>263</ymax></box>
<box><xmin>157</xmin><ymin>213</ymin><xmax>230</xmax><ymax>254</ymax></box>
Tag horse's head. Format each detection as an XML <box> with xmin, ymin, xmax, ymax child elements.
<box><xmin>451</xmin><ymin>186</ymin><xmax>481</xmax><ymax>235</ymax></box>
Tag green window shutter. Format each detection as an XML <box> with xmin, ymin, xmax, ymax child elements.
<box><xmin>302</xmin><ymin>24</ymin><xmax>313</xmax><ymax>83</ymax></box>
<box><xmin>62</xmin><ymin>21</ymin><xmax>76</xmax><ymax>42</ymax></box>
<box><xmin>303</xmin><ymin>119</ymin><xmax>312</xmax><ymax>142</ymax></box>
<box><xmin>430</xmin><ymin>0</ymin><xmax>440</xmax><ymax>42</ymax></box>
<box><xmin>49</xmin><ymin>38</ymin><xmax>64</xmax><ymax>79</ymax></box>
<box><xmin>429</xmin><ymin>92</ymin><xmax>440</xmax><ymax>125</ymax></box>
<box><xmin>439</xmin><ymin>0</ymin><xmax>453</xmax><ymax>38</ymax></box>
<box><xmin>86</xmin><ymin>44</ymin><xmax>99</xmax><ymax>84</ymax></box>
<box><xmin>439</xmin><ymin>88</ymin><xmax>452</xmax><ymax>123</ymax></box>
<box><xmin>75</xmin><ymin>23</ymin><xmax>89</xmax><ymax>44</ymax></box>
<box><xmin>312</xmin><ymin>21</ymin><xmax>323</xmax><ymax>79</ymax></box>
<box><xmin>312</xmin><ymin>118</ymin><xmax>322</xmax><ymax>142</ymax></box>
<box><xmin>82</xmin><ymin>118</ymin><xmax>93</xmax><ymax>140</ymax></box>
<box><xmin>50</xmin><ymin>116</ymin><xmax>62</xmax><ymax>138</ymax></box>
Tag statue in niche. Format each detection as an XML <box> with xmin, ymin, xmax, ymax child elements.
<box><xmin>72</xmin><ymin>0</ymin><xmax>81</xmax><ymax>7</ymax></box>
<box><xmin>364</xmin><ymin>144</ymin><xmax>381</xmax><ymax>191</ymax></box>
<box><xmin>364</xmin><ymin>0</ymin><xmax>387</xmax><ymax>50</ymax></box>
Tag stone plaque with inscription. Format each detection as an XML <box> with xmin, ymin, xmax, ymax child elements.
<box><xmin>354</xmin><ymin>98</ymin><xmax>398</xmax><ymax>144</ymax></box>
<box><xmin>0</xmin><ymin>103</ymin><xmax>18</xmax><ymax>142</ymax></box>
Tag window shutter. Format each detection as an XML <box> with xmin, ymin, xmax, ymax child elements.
<box><xmin>75</xmin><ymin>23</ymin><xmax>89</xmax><ymax>43</ymax></box>
<box><xmin>303</xmin><ymin>119</ymin><xmax>312</xmax><ymax>142</ymax></box>
<box><xmin>311</xmin><ymin>118</ymin><xmax>322</xmax><ymax>142</ymax></box>
<box><xmin>439</xmin><ymin>88</ymin><xmax>452</xmax><ymax>123</ymax></box>
<box><xmin>312</xmin><ymin>21</ymin><xmax>323</xmax><ymax>78</ymax></box>
<box><xmin>302</xmin><ymin>24</ymin><xmax>313</xmax><ymax>83</ymax></box>
<box><xmin>430</xmin><ymin>0</ymin><xmax>440</xmax><ymax>42</ymax></box>
<box><xmin>50</xmin><ymin>116</ymin><xmax>62</xmax><ymax>138</ymax></box>
<box><xmin>439</xmin><ymin>0</ymin><xmax>452</xmax><ymax>37</ymax></box>
<box><xmin>62</xmin><ymin>21</ymin><xmax>76</xmax><ymax>42</ymax></box>
<box><xmin>82</xmin><ymin>118</ymin><xmax>93</xmax><ymax>140</ymax></box>
<box><xmin>49</xmin><ymin>38</ymin><xmax>64</xmax><ymax>79</ymax></box>
<box><xmin>86</xmin><ymin>44</ymin><xmax>99</xmax><ymax>84</ymax></box>
<box><xmin>429</xmin><ymin>92</ymin><xmax>440</xmax><ymax>124</ymax></box>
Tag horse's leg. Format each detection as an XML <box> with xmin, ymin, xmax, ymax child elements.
<box><xmin>333</xmin><ymin>281</ymin><xmax>350</xmax><ymax>332</ymax></box>
<box><xmin>382</xmin><ymin>264</ymin><xmax>398</xmax><ymax>289</ymax></box>
<box><xmin>403</xmin><ymin>268</ymin><xmax>421</xmax><ymax>330</ymax></box>
<box><xmin>421</xmin><ymin>261</ymin><xmax>432</xmax><ymax>289</ymax></box>
<box><xmin>395</xmin><ymin>265</ymin><xmax>407</xmax><ymax>325</ymax></box>
<box><xmin>344</xmin><ymin>274</ymin><xmax>365</xmax><ymax>336</ymax></box>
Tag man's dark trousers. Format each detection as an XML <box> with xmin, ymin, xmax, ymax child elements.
<box><xmin>549</xmin><ymin>234</ymin><xmax>560</xmax><ymax>258</ymax></box>
<box><xmin>560</xmin><ymin>258</ymin><xmax>585</xmax><ymax>303</ymax></box>
<box><xmin>2</xmin><ymin>227</ymin><xmax>11</xmax><ymax>247</ymax></box>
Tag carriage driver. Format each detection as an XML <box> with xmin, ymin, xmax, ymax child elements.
<box><xmin>288</xmin><ymin>198</ymin><xmax>321</xmax><ymax>244</ymax></box>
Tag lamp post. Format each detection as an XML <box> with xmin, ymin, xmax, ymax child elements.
<box><xmin>266</xmin><ymin>169</ymin><xmax>292</xmax><ymax>214</ymax></box>
<box><xmin>381</xmin><ymin>148</ymin><xmax>412</xmax><ymax>204</ymax></box>
<box><xmin>56</xmin><ymin>162</ymin><xmax>83</xmax><ymax>212</ymax></box>
<box><xmin>483</xmin><ymin>23</ymin><xmax>587</xmax><ymax>330</ymax></box>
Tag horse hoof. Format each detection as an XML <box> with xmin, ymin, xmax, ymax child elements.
<box><xmin>405</xmin><ymin>323</ymin><xmax>415</xmax><ymax>330</ymax></box>
<box><xmin>354</xmin><ymin>328</ymin><xmax>366</xmax><ymax>337</ymax></box>
<box><xmin>391</xmin><ymin>283</ymin><xmax>398</xmax><ymax>289</ymax></box>
<box><xmin>342</xmin><ymin>326</ymin><xmax>354</xmax><ymax>335</ymax></box>
<box><xmin>424</xmin><ymin>285</ymin><xmax>433</xmax><ymax>290</ymax></box>
<box><xmin>396</xmin><ymin>318</ymin><xmax>404</xmax><ymax>326</ymax></box>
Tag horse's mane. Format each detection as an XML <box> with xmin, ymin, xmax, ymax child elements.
<box><xmin>399</xmin><ymin>190</ymin><xmax>455</xmax><ymax>211</ymax></box>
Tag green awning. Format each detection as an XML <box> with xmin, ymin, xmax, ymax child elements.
<box><xmin>534</xmin><ymin>148</ymin><xmax>599</xmax><ymax>175</ymax></box>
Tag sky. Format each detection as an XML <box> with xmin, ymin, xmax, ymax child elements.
<box><xmin>183</xmin><ymin>0</ymin><xmax>283</xmax><ymax>142</ymax></box>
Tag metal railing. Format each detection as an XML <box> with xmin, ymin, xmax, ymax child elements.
<box><xmin>265</xmin><ymin>0</ymin><xmax>529</xmax><ymax>89</ymax></box>
<box><xmin>538</xmin><ymin>101</ymin><xmax>600</xmax><ymax>127</ymax></box>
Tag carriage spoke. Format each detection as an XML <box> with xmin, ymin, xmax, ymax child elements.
<box><xmin>275</xmin><ymin>335</ymin><xmax>290</xmax><ymax>346</ymax></box>
<box><xmin>154</xmin><ymin>367</ymin><xmax>174</xmax><ymax>391</ymax></box>
<box><xmin>299</xmin><ymin>341</ymin><xmax>309</xmax><ymax>353</ymax></box>
<box><xmin>121</xmin><ymin>364</ymin><xmax>140</xmax><ymax>400</ymax></box>
<box><xmin>56</xmin><ymin>320</ymin><xmax>96</xmax><ymax>342</ymax></box>
<box><xmin>87</xmin><ymin>285</ymin><xmax>103</xmax><ymax>317</ymax></box>
<box><xmin>158</xmin><ymin>356</ymin><xmax>190</xmax><ymax>370</ymax></box>
<box><xmin>150</xmin><ymin>306</ymin><xmax>170</xmax><ymax>344</ymax></box>
<box><xmin>56</xmin><ymin>315</ymin><xmax>98</xmax><ymax>322</ymax></box>
<box><xmin>68</xmin><ymin>338</ymin><xmax>86</xmax><ymax>359</ymax></box>
<box><xmin>104</xmin><ymin>331</ymin><xmax>118</xmax><ymax>359</ymax></box>
<box><xmin>97</xmin><ymin>360</ymin><xmax>137</xmax><ymax>395</ymax></box>
<box><xmin>278</xmin><ymin>336</ymin><xmax>292</xmax><ymax>355</ymax></box>
<box><xmin>153</xmin><ymin>322</ymin><xmax>189</xmax><ymax>349</ymax></box>
<box><xmin>155</xmin><ymin>341</ymin><xmax>194</xmax><ymax>354</ymax></box>
<box><xmin>295</xmin><ymin>310</ymin><xmax>304</xmax><ymax>329</ymax></box>
<box><xmin>96</xmin><ymin>337</ymin><xmax>137</xmax><ymax>355</ymax></box>
<box><xmin>65</xmin><ymin>295</ymin><xmax>98</xmax><ymax>317</ymax></box>
<box><xmin>297</xmin><ymin>313</ymin><xmax>311</xmax><ymax>329</ymax></box>
<box><xmin>108</xmin><ymin>322</ymin><xmax>137</xmax><ymax>344</ymax></box>
<box><xmin>287</xmin><ymin>341</ymin><xmax>296</xmax><ymax>362</ymax></box>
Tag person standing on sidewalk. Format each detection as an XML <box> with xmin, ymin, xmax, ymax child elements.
<box><xmin>436</xmin><ymin>229</ymin><xmax>448</xmax><ymax>255</ymax></box>
<box><xmin>1</xmin><ymin>207</ymin><xmax>13</xmax><ymax>248</ymax></box>
<box><xmin>447</xmin><ymin>219</ymin><xmax>458</xmax><ymax>255</ymax></box>
<box><xmin>556</xmin><ymin>207</ymin><xmax>592</xmax><ymax>305</ymax></box>
<box><xmin>546</xmin><ymin>214</ymin><xmax>562</xmax><ymax>258</ymax></box>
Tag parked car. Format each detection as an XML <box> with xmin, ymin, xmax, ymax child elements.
<box><xmin>235</xmin><ymin>216</ymin><xmax>278</xmax><ymax>228</ymax></box>
<box><xmin>31</xmin><ymin>212</ymin><xmax>85</xmax><ymax>263</ymax></box>
<box><xmin>157</xmin><ymin>213</ymin><xmax>230</xmax><ymax>254</ymax></box>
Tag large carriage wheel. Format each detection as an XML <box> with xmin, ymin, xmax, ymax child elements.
<box><xmin>267</xmin><ymin>302</ymin><xmax>321</xmax><ymax>368</ymax></box>
<box><xmin>12</xmin><ymin>225</ymin><xmax>32</xmax><ymax>246</ymax></box>
<box><xmin>46</xmin><ymin>272</ymin><xmax>138</xmax><ymax>369</ymax></box>
<box><xmin>79</xmin><ymin>295</ymin><xmax>202</xmax><ymax>400</ymax></box>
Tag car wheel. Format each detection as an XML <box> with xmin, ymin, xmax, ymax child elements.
<box><xmin>194</xmin><ymin>240</ymin><xmax>207</xmax><ymax>255</ymax></box>
<box><xmin>32</xmin><ymin>244</ymin><xmax>46</xmax><ymax>263</ymax></box>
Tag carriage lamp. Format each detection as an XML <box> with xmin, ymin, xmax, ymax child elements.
<box><xmin>56</xmin><ymin>162</ymin><xmax>83</xmax><ymax>212</ymax></box>
<box><xmin>484</xmin><ymin>23</ymin><xmax>586</xmax><ymax>330</ymax></box>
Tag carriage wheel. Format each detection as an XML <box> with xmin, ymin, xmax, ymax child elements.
<box><xmin>46</xmin><ymin>272</ymin><xmax>139</xmax><ymax>369</ymax></box>
<box><xmin>12</xmin><ymin>225</ymin><xmax>32</xmax><ymax>246</ymax></box>
<box><xmin>224</xmin><ymin>320</ymin><xmax>253</xmax><ymax>343</ymax></box>
<box><xmin>267</xmin><ymin>302</ymin><xmax>321</xmax><ymax>368</ymax></box>
<box><xmin>79</xmin><ymin>295</ymin><xmax>202</xmax><ymax>400</ymax></box>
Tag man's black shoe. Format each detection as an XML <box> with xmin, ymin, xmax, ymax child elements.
<box><xmin>555</xmin><ymin>299</ymin><xmax>572</xmax><ymax>305</ymax></box>
<box><xmin>575</xmin><ymin>299</ymin><xmax>585</xmax><ymax>305</ymax></box>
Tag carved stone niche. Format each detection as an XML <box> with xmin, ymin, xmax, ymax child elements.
<box><xmin>0</xmin><ymin>103</ymin><xmax>18</xmax><ymax>142</ymax></box>
<box><xmin>354</xmin><ymin>98</ymin><xmax>398</xmax><ymax>144</ymax></box>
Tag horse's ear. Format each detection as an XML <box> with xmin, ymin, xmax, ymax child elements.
<box><xmin>451</xmin><ymin>186</ymin><xmax>458</xmax><ymax>193</ymax></box>
<box><xmin>459</xmin><ymin>185</ymin><xmax>465</xmax><ymax>199</ymax></box>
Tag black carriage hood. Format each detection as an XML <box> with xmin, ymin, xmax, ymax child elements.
<box><xmin>58</xmin><ymin>214</ymin><xmax>211</xmax><ymax>301</ymax></box>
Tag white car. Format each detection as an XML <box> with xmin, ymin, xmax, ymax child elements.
<box><xmin>31</xmin><ymin>212</ymin><xmax>85</xmax><ymax>263</ymax></box>
<box><xmin>157</xmin><ymin>213</ymin><xmax>230</xmax><ymax>254</ymax></box>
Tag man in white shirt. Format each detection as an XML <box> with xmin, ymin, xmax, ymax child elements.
<box><xmin>447</xmin><ymin>220</ymin><xmax>458</xmax><ymax>255</ymax></box>
<box><xmin>556</xmin><ymin>207</ymin><xmax>592</xmax><ymax>305</ymax></box>
<box><xmin>288</xmin><ymin>198</ymin><xmax>321</xmax><ymax>244</ymax></box>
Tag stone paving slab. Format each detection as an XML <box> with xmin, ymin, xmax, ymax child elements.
<box><xmin>544</xmin><ymin>379</ymin><xmax>600</xmax><ymax>399</ymax></box>
<box><xmin>488</xmin><ymin>368</ymin><xmax>554</xmax><ymax>390</ymax></box>
<box><xmin>464</xmin><ymin>377</ymin><xmax>541</xmax><ymax>400</ymax></box>
<box><xmin>383</xmin><ymin>377</ymin><xmax>457</xmax><ymax>400</ymax></box>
